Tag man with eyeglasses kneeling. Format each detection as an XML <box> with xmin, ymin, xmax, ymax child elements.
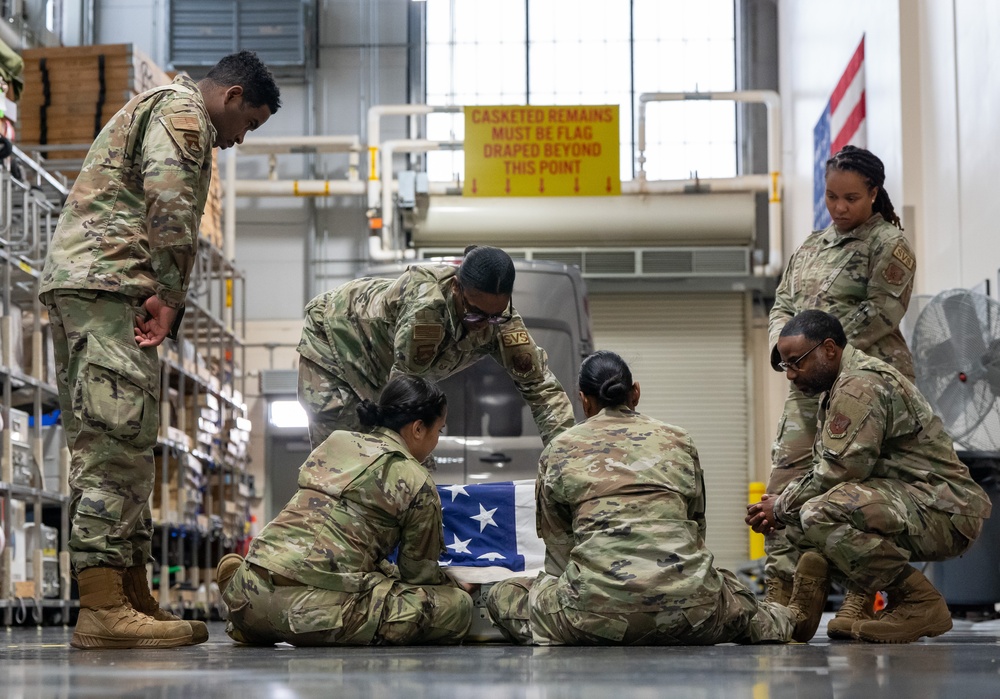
<box><xmin>296</xmin><ymin>245</ymin><xmax>574</xmax><ymax>449</ymax></box>
<box><xmin>747</xmin><ymin>309</ymin><xmax>990</xmax><ymax>643</ymax></box>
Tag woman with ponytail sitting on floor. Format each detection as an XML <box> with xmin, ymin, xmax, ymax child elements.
<box><xmin>483</xmin><ymin>350</ymin><xmax>816</xmax><ymax>646</ymax></box>
<box><xmin>216</xmin><ymin>375</ymin><xmax>472</xmax><ymax>646</ymax></box>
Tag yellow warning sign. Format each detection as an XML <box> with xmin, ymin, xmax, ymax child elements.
<box><xmin>463</xmin><ymin>105</ymin><xmax>621</xmax><ymax>197</ymax></box>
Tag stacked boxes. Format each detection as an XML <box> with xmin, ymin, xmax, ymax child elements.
<box><xmin>186</xmin><ymin>391</ymin><xmax>221</xmax><ymax>455</ymax></box>
<box><xmin>6</xmin><ymin>407</ymin><xmax>32</xmax><ymax>487</ymax></box>
<box><xmin>17</xmin><ymin>43</ymin><xmax>223</xmax><ymax>244</ymax></box>
<box><xmin>152</xmin><ymin>451</ymin><xmax>205</xmax><ymax>526</ymax></box>
<box><xmin>19</xmin><ymin>44</ymin><xmax>170</xmax><ymax>160</ymax></box>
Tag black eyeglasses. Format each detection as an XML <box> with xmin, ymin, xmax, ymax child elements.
<box><xmin>458</xmin><ymin>286</ymin><xmax>513</xmax><ymax>325</ymax></box>
<box><xmin>777</xmin><ymin>340</ymin><xmax>825</xmax><ymax>372</ymax></box>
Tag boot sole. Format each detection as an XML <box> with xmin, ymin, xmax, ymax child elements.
<box><xmin>826</xmin><ymin>625</ymin><xmax>856</xmax><ymax>640</ymax></box>
<box><xmin>70</xmin><ymin>632</ymin><xmax>194</xmax><ymax>649</ymax></box>
<box><xmin>854</xmin><ymin>617</ymin><xmax>952</xmax><ymax>644</ymax></box>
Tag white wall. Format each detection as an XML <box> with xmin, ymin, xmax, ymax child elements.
<box><xmin>778</xmin><ymin>1</ymin><xmax>902</xmax><ymax>253</ymax></box>
<box><xmin>780</xmin><ymin>0</ymin><xmax>1000</xmax><ymax>297</ymax></box>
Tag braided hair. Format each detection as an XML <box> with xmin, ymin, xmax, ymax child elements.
<box><xmin>826</xmin><ymin>145</ymin><xmax>903</xmax><ymax>230</ymax></box>
<box><xmin>357</xmin><ymin>375</ymin><xmax>447</xmax><ymax>433</ymax></box>
<box><xmin>578</xmin><ymin>350</ymin><xmax>634</xmax><ymax>409</ymax></box>
<box><xmin>457</xmin><ymin>245</ymin><xmax>515</xmax><ymax>295</ymax></box>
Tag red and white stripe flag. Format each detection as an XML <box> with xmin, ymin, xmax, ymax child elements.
<box><xmin>829</xmin><ymin>37</ymin><xmax>866</xmax><ymax>154</ymax></box>
<box><xmin>813</xmin><ymin>36</ymin><xmax>867</xmax><ymax>229</ymax></box>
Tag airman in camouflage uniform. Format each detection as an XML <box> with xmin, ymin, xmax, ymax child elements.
<box><xmin>485</xmin><ymin>405</ymin><xmax>795</xmax><ymax>645</ymax></box>
<box><xmin>220</xmin><ymin>427</ymin><xmax>472</xmax><ymax>646</ymax></box>
<box><xmin>750</xmin><ymin>311</ymin><xmax>990</xmax><ymax>643</ymax></box>
<box><xmin>297</xmin><ymin>263</ymin><xmax>574</xmax><ymax>448</ymax></box>
<box><xmin>39</xmin><ymin>52</ymin><xmax>280</xmax><ymax>649</ymax></box>
<box><xmin>767</xmin><ymin>211</ymin><xmax>916</xmax><ymax>592</ymax></box>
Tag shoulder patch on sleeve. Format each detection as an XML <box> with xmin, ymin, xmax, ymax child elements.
<box><xmin>160</xmin><ymin>113</ymin><xmax>206</xmax><ymax>162</ymax></box>
<box><xmin>821</xmin><ymin>394</ymin><xmax>871</xmax><ymax>455</ymax></box>
<box><xmin>501</xmin><ymin>330</ymin><xmax>530</xmax><ymax>348</ymax></box>
<box><xmin>882</xmin><ymin>262</ymin><xmax>907</xmax><ymax>285</ymax></box>
<box><xmin>169</xmin><ymin>115</ymin><xmax>201</xmax><ymax>132</ymax></box>
<box><xmin>891</xmin><ymin>242</ymin><xmax>915</xmax><ymax>270</ymax></box>
<box><xmin>827</xmin><ymin>413</ymin><xmax>852</xmax><ymax>438</ymax></box>
<box><xmin>413</xmin><ymin>323</ymin><xmax>444</xmax><ymax>342</ymax></box>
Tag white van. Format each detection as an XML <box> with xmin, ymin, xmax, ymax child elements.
<box><xmin>365</xmin><ymin>259</ymin><xmax>594</xmax><ymax>483</ymax></box>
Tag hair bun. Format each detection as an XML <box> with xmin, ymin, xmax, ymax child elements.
<box><xmin>599</xmin><ymin>377</ymin><xmax>629</xmax><ymax>404</ymax></box>
<box><xmin>356</xmin><ymin>399</ymin><xmax>382</xmax><ymax>427</ymax></box>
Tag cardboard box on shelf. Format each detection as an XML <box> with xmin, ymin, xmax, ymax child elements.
<box><xmin>1</xmin><ymin>304</ymin><xmax>24</xmax><ymax>373</ymax></box>
<box><xmin>19</xmin><ymin>44</ymin><xmax>170</xmax><ymax>151</ymax></box>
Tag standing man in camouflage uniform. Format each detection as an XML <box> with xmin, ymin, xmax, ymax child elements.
<box><xmin>297</xmin><ymin>245</ymin><xmax>574</xmax><ymax>449</ymax></box>
<box><xmin>765</xmin><ymin>146</ymin><xmax>916</xmax><ymax>625</ymax></box>
<box><xmin>40</xmin><ymin>51</ymin><xmax>280</xmax><ymax>649</ymax></box>
<box><xmin>748</xmin><ymin>311</ymin><xmax>990</xmax><ymax>643</ymax></box>
<box><xmin>216</xmin><ymin>375</ymin><xmax>472</xmax><ymax>646</ymax></box>
<box><xmin>485</xmin><ymin>351</ymin><xmax>828</xmax><ymax>645</ymax></box>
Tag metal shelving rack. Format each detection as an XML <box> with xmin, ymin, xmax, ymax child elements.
<box><xmin>0</xmin><ymin>146</ymin><xmax>73</xmax><ymax>626</ymax></box>
<box><xmin>0</xmin><ymin>143</ymin><xmax>251</xmax><ymax>625</ymax></box>
<box><xmin>152</xmin><ymin>241</ymin><xmax>248</xmax><ymax>619</ymax></box>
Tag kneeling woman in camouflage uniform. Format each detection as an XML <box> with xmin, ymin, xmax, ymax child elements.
<box><xmin>485</xmin><ymin>351</ymin><xmax>814</xmax><ymax>645</ymax></box>
<box><xmin>217</xmin><ymin>375</ymin><xmax>472</xmax><ymax>645</ymax></box>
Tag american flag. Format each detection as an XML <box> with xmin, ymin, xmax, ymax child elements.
<box><xmin>437</xmin><ymin>479</ymin><xmax>544</xmax><ymax>584</ymax></box>
<box><xmin>813</xmin><ymin>35</ymin><xmax>866</xmax><ymax>230</ymax></box>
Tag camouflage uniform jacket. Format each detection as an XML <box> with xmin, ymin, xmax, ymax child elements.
<box><xmin>297</xmin><ymin>264</ymin><xmax>574</xmax><ymax>444</ymax></box>
<box><xmin>769</xmin><ymin>214</ymin><xmax>915</xmax><ymax>378</ymax></box>
<box><xmin>774</xmin><ymin>344</ymin><xmax>992</xmax><ymax>523</ymax></box>
<box><xmin>536</xmin><ymin>406</ymin><xmax>722</xmax><ymax>613</ymax></box>
<box><xmin>40</xmin><ymin>74</ymin><xmax>215</xmax><ymax>309</ymax></box>
<box><xmin>246</xmin><ymin>427</ymin><xmax>450</xmax><ymax>592</ymax></box>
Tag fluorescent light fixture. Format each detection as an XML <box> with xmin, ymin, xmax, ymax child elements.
<box><xmin>269</xmin><ymin>400</ymin><xmax>309</xmax><ymax>429</ymax></box>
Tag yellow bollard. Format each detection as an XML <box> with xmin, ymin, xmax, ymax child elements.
<box><xmin>748</xmin><ymin>481</ymin><xmax>766</xmax><ymax>560</ymax></box>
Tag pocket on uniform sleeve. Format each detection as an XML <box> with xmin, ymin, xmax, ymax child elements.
<box><xmin>77</xmin><ymin>333</ymin><xmax>159</xmax><ymax>448</ymax></box>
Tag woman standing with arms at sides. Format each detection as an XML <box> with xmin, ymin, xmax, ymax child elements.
<box><xmin>762</xmin><ymin>145</ymin><xmax>915</xmax><ymax>639</ymax></box>
<box><xmin>216</xmin><ymin>375</ymin><xmax>473</xmax><ymax>646</ymax></box>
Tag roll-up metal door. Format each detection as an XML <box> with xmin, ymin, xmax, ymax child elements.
<box><xmin>589</xmin><ymin>293</ymin><xmax>750</xmax><ymax>569</ymax></box>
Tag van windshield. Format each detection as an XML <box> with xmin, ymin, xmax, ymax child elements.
<box><xmin>438</xmin><ymin>326</ymin><xmax>577</xmax><ymax>439</ymax></box>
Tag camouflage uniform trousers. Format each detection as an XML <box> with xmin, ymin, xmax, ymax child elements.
<box><xmin>42</xmin><ymin>289</ymin><xmax>161</xmax><ymax>574</ymax></box>
<box><xmin>764</xmin><ymin>385</ymin><xmax>820</xmax><ymax>585</ymax></box>
<box><xmin>484</xmin><ymin>569</ymin><xmax>794</xmax><ymax>646</ymax></box>
<box><xmin>784</xmin><ymin>478</ymin><xmax>983</xmax><ymax>592</ymax></box>
<box><xmin>298</xmin><ymin>355</ymin><xmax>364</xmax><ymax>449</ymax></box>
<box><xmin>222</xmin><ymin>559</ymin><xmax>473</xmax><ymax>646</ymax></box>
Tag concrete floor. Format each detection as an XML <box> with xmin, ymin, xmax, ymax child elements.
<box><xmin>4</xmin><ymin>617</ymin><xmax>1000</xmax><ymax>699</ymax></box>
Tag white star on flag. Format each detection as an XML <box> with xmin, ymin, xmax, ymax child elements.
<box><xmin>477</xmin><ymin>552</ymin><xmax>506</xmax><ymax>561</ymax></box>
<box><xmin>442</xmin><ymin>484</ymin><xmax>469</xmax><ymax>502</ymax></box>
<box><xmin>446</xmin><ymin>534</ymin><xmax>472</xmax><ymax>554</ymax></box>
<box><xmin>471</xmin><ymin>503</ymin><xmax>498</xmax><ymax>533</ymax></box>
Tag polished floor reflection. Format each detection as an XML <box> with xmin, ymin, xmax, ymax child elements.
<box><xmin>4</xmin><ymin>617</ymin><xmax>1000</xmax><ymax>699</ymax></box>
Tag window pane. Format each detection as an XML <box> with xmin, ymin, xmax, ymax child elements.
<box><xmin>426</xmin><ymin>0</ymin><xmax>737</xmax><ymax>182</ymax></box>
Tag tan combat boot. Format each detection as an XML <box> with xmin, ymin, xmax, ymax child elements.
<box><xmin>852</xmin><ymin>566</ymin><xmax>952</xmax><ymax>643</ymax></box>
<box><xmin>216</xmin><ymin>553</ymin><xmax>244</xmax><ymax>595</ymax></box>
<box><xmin>123</xmin><ymin>565</ymin><xmax>208</xmax><ymax>645</ymax></box>
<box><xmin>786</xmin><ymin>552</ymin><xmax>830</xmax><ymax>642</ymax></box>
<box><xmin>71</xmin><ymin>566</ymin><xmax>194</xmax><ymax>649</ymax></box>
<box><xmin>764</xmin><ymin>576</ymin><xmax>793</xmax><ymax>606</ymax></box>
<box><xmin>827</xmin><ymin>589</ymin><xmax>876</xmax><ymax>639</ymax></box>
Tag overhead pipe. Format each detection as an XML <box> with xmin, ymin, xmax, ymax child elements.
<box><xmin>366</xmin><ymin>105</ymin><xmax>462</xmax><ymax>209</ymax></box>
<box><xmin>376</xmin><ymin>139</ymin><xmax>462</xmax><ymax>258</ymax></box>
<box><xmin>223</xmin><ymin>135</ymin><xmax>363</xmax><ymax>260</ymax></box>
<box><xmin>233</xmin><ymin>180</ymin><xmax>365</xmax><ymax>197</ymax></box>
<box><xmin>637</xmin><ymin>90</ymin><xmax>782</xmax><ymax>276</ymax></box>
